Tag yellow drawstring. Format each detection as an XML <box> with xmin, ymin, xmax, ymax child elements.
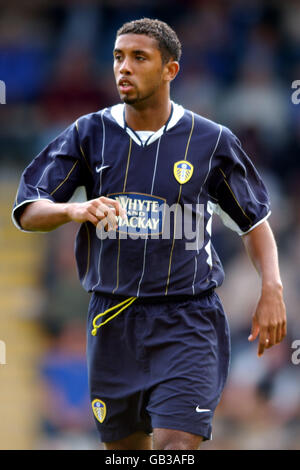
<box><xmin>91</xmin><ymin>297</ymin><xmax>137</xmax><ymax>336</ymax></box>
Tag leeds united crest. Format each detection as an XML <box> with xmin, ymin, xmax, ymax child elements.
<box><xmin>92</xmin><ymin>399</ymin><xmax>106</xmax><ymax>423</ymax></box>
<box><xmin>173</xmin><ymin>160</ymin><xmax>194</xmax><ymax>184</ymax></box>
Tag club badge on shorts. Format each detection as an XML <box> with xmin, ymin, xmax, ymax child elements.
<box><xmin>173</xmin><ymin>160</ymin><xmax>194</xmax><ymax>184</ymax></box>
<box><xmin>92</xmin><ymin>399</ymin><xmax>106</xmax><ymax>423</ymax></box>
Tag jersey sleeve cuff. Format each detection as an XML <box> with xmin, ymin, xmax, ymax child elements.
<box><xmin>239</xmin><ymin>210</ymin><xmax>271</xmax><ymax>236</ymax></box>
<box><xmin>12</xmin><ymin>198</ymin><xmax>55</xmax><ymax>233</ymax></box>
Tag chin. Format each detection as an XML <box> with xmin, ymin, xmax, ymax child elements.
<box><xmin>122</xmin><ymin>96</ymin><xmax>138</xmax><ymax>105</ymax></box>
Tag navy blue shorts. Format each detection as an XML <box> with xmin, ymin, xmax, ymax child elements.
<box><xmin>86</xmin><ymin>290</ymin><xmax>231</xmax><ymax>443</ymax></box>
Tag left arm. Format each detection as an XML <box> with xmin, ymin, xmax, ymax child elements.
<box><xmin>242</xmin><ymin>220</ymin><xmax>287</xmax><ymax>357</ymax></box>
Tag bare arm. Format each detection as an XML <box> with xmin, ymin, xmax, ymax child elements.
<box><xmin>242</xmin><ymin>221</ymin><xmax>287</xmax><ymax>356</ymax></box>
<box><xmin>19</xmin><ymin>197</ymin><xmax>126</xmax><ymax>232</ymax></box>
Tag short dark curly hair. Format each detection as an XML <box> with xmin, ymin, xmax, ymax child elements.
<box><xmin>116</xmin><ymin>18</ymin><xmax>182</xmax><ymax>64</ymax></box>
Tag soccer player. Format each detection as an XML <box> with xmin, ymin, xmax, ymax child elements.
<box><xmin>12</xmin><ymin>18</ymin><xmax>286</xmax><ymax>450</ymax></box>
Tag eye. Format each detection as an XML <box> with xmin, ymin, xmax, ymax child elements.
<box><xmin>136</xmin><ymin>56</ymin><xmax>146</xmax><ymax>61</ymax></box>
<box><xmin>114</xmin><ymin>54</ymin><xmax>122</xmax><ymax>61</ymax></box>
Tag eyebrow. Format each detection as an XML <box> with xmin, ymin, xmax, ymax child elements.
<box><xmin>113</xmin><ymin>48</ymin><xmax>149</xmax><ymax>55</ymax></box>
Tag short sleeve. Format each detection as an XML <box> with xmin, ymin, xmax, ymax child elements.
<box><xmin>12</xmin><ymin>122</ymin><xmax>87</xmax><ymax>231</ymax></box>
<box><xmin>207</xmin><ymin>126</ymin><xmax>271</xmax><ymax>235</ymax></box>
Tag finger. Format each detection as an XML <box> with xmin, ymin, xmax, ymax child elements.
<box><xmin>97</xmin><ymin>215</ymin><xmax>112</xmax><ymax>232</ymax></box>
<box><xmin>265</xmin><ymin>338</ymin><xmax>271</xmax><ymax>350</ymax></box>
<box><xmin>86</xmin><ymin>213</ymin><xmax>99</xmax><ymax>227</ymax></box>
<box><xmin>106</xmin><ymin>210</ymin><xmax>118</xmax><ymax>229</ymax></box>
<box><xmin>98</xmin><ymin>197</ymin><xmax>124</xmax><ymax>216</ymax></box>
<box><xmin>95</xmin><ymin>203</ymin><xmax>115</xmax><ymax>216</ymax></box>
<box><xmin>99</xmin><ymin>212</ymin><xmax>118</xmax><ymax>231</ymax></box>
<box><xmin>94</xmin><ymin>204</ymin><xmax>118</xmax><ymax>230</ymax></box>
<box><xmin>88</xmin><ymin>204</ymin><xmax>109</xmax><ymax>230</ymax></box>
<box><xmin>276</xmin><ymin>323</ymin><xmax>282</xmax><ymax>344</ymax></box>
<box><xmin>248</xmin><ymin>318</ymin><xmax>259</xmax><ymax>341</ymax></box>
<box><xmin>97</xmin><ymin>204</ymin><xmax>119</xmax><ymax>228</ymax></box>
<box><xmin>267</xmin><ymin>325</ymin><xmax>276</xmax><ymax>348</ymax></box>
<box><xmin>89</xmin><ymin>209</ymin><xmax>111</xmax><ymax>230</ymax></box>
<box><xmin>277</xmin><ymin>321</ymin><xmax>287</xmax><ymax>344</ymax></box>
<box><xmin>95</xmin><ymin>208</ymin><xmax>105</xmax><ymax>219</ymax></box>
<box><xmin>258</xmin><ymin>328</ymin><xmax>268</xmax><ymax>357</ymax></box>
<box><xmin>258</xmin><ymin>342</ymin><xmax>266</xmax><ymax>357</ymax></box>
<box><xmin>282</xmin><ymin>320</ymin><xmax>287</xmax><ymax>339</ymax></box>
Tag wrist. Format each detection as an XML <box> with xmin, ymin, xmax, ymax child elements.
<box><xmin>63</xmin><ymin>203</ymin><xmax>75</xmax><ymax>223</ymax></box>
<box><xmin>261</xmin><ymin>279</ymin><xmax>283</xmax><ymax>294</ymax></box>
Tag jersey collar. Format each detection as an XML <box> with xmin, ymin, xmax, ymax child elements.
<box><xmin>110</xmin><ymin>101</ymin><xmax>185</xmax><ymax>146</ymax></box>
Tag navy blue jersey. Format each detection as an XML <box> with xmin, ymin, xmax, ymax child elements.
<box><xmin>12</xmin><ymin>102</ymin><xmax>270</xmax><ymax>298</ymax></box>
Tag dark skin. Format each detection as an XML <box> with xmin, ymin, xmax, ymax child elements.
<box><xmin>20</xmin><ymin>33</ymin><xmax>287</xmax><ymax>450</ymax></box>
<box><xmin>113</xmin><ymin>33</ymin><xmax>179</xmax><ymax>131</ymax></box>
<box><xmin>242</xmin><ymin>222</ymin><xmax>287</xmax><ymax>356</ymax></box>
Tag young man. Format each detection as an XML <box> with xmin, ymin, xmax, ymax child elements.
<box><xmin>12</xmin><ymin>18</ymin><xmax>286</xmax><ymax>450</ymax></box>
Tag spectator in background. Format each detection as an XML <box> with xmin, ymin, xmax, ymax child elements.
<box><xmin>0</xmin><ymin>10</ymin><xmax>49</xmax><ymax>103</ymax></box>
<box><xmin>40</xmin><ymin>46</ymin><xmax>110</xmax><ymax>127</ymax></box>
<box><xmin>218</xmin><ymin>59</ymin><xmax>289</xmax><ymax>148</ymax></box>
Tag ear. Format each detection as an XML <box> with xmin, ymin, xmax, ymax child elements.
<box><xmin>163</xmin><ymin>61</ymin><xmax>180</xmax><ymax>82</ymax></box>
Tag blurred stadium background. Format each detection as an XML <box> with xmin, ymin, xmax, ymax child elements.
<box><xmin>0</xmin><ymin>0</ymin><xmax>299</xmax><ymax>450</ymax></box>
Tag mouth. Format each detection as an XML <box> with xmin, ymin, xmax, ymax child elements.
<box><xmin>118</xmin><ymin>78</ymin><xmax>135</xmax><ymax>93</ymax></box>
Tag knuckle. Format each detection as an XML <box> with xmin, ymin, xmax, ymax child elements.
<box><xmin>261</xmin><ymin>324</ymin><xmax>269</xmax><ymax>332</ymax></box>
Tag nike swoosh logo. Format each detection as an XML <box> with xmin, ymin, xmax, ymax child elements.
<box><xmin>96</xmin><ymin>165</ymin><xmax>110</xmax><ymax>173</ymax></box>
<box><xmin>195</xmin><ymin>407</ymin><xmax>211</xmax><ymax>413</ymax></box>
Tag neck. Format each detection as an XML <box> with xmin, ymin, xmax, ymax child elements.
<box><xmin>124</xmin><ymin>96</ymin><xmax>172</xmax><ymax>132</ymax></box>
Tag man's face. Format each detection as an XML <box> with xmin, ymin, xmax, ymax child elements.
<box><xmin>113</xmin><ymin>33</ymin><xmax>166</xmax><ymax>106</ymax></box>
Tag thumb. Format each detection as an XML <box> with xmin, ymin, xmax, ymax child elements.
<box><xmin>248</xmin><ymin>316</ymin><xmax>259</xmax><ymax>341</ymax></box>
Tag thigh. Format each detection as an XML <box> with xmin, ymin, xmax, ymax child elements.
<box><xmin>153</xmin><ymin>428</ymin><xmax>203</xmax><ymax>450</ymax></box>
<box><xmin>104</xmin><ymin>431</ymin><xmax>152</xmax><ymax>450</ymax></box>
<box><xmin>145</xmin><ymin>292</ymin><xmax>231</xmax><ymax>442</ymax></box>
<box><xmin>87</xmin><ymin>294</ymin><xmax>153</xmax><ymax>444</ymax></box>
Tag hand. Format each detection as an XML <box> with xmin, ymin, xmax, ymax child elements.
<box><xmin>248</xmin><ymin>283</ymin><xmax>287</xmax><ymax>357</ymax></box>
<box><xmin>67</xmin><ymin>196</ymin><xmax>126</xmax><ymax>231</ymax></box>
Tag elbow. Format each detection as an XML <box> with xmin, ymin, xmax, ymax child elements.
<box><xmin>18</xmin><ymin>203</ymin><xmax>37</xmax><ymax>231</ymax></box>
<box><xmin>19</xmin><ymin>209</ymin><xmax>33</xmax><ymax>231</ymax></box>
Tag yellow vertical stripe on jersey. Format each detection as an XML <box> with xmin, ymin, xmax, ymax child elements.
<box><xmin>123</xmin><ymin>138</ymin><xmax>132</xmax><ymax>192</ymax></box>
<box><xmin>50</xmin><ymin>160</ymin><xmax>78</xmax><ymax>196</ymax></box>
<box><xmin>112</xmin><ymin>236</ymin><xmax>121</xmax><ymax>295</ymax></box>
<box><xmin>75</xmin><ymin>119</ymin><xmax>93</xmax><ymax>174</ymax></box>
<box><xmin>82</xmin><ymin>222</ymin><xmax>91</xmax><ymax>286</ymax></box>
<box><xmin>218</xmin><ymin>168</ymin><xmax>253</xmax><ymax>225</ymax></box>
<box><xmin>165</xmin><ymin>112</ymin><xmax>195</xmax><ymax>295</ymax></box>
<box><xmin>112</xmin><ymin>138</ymin><xmax>132</xmax><ymax>294</ymax></box>
<box><xmin>184</xmin><ymin>113</ymin><xmax>195</xmax><ymax>160</ymax></box>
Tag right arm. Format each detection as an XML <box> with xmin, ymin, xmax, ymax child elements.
<box><xmin>19</xmin><ymin>197</ymin><xmax>126</xmax><ymax>232</ymax></box>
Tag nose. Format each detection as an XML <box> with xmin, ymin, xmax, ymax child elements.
<box><xmin>119</xmin><ymin>57</ymin><xmax>132</xmax><ymax>75</ymax></box>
